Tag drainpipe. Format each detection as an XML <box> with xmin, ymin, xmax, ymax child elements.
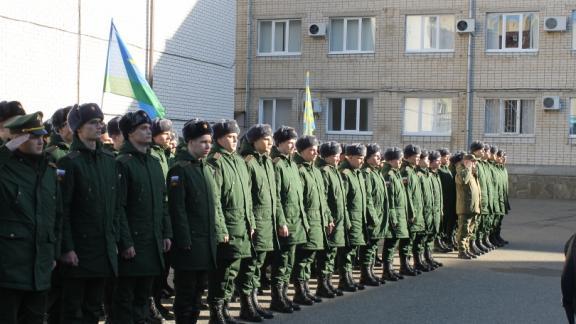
<box><xmin>465</xmin><ymin>0</ymin><xmax>476</xmax><ymax>149</ymax></box>
<box><xmin>146</xmin><ymin>0</ymin><xmax>155</xmax><ymax>87</ymax></box>
<box><xmin>244</xmin><ymin>0</ymin><xmax>254</xmax><ymax>127</ymax></box>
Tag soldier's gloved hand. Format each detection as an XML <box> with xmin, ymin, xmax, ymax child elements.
<box><xmin>163</xmin><ymin>239</ymin><xmax>172</xmax><ymax>252</ymax></box>
<box><xmin>5</xmin><ymin>133</ymin><xmax>30</xmax><ymax>151</ymax></box>
<box><xmin>121</xmin><ymin>246</ymin><xmax>136</xmax><ymax>259</ymax></box>
<box><xmin>277</xmin><ymin>225</ymin><xmax>289</xmax><ymax>238</ymax></box>
<box><xmin>60</xmin><ymin>250</ymin><xmax>79</xmax><ymax>266</ymax></box>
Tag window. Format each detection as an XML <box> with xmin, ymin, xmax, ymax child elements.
<box><xmin>570</xmin><ymin>99</ymin><xmax>576</xmax><ymax>137</ymax></box>
<box><xmin>329</xmin><ymin>17</ymin><xmax>375</xmax><ymax>53</ymax></box>
<box><xmin>572</xmin><ymin>11</ymin><xmax>576</xmax><ymax>49</ymax></box>
<box><xmin>406</xmin><ymin>15</ymin><xmax>454</xmax><ymax>52</ymax></box>
<box><xmin>327</xmin><ymin>98</ymin><xmax>372</xmax><ymax>133</ymax></box>
<box><xmin>486</xmin><ymin>13</ymin><xmax>538</xmax><ymax>51</ymax></box>
<box><xmin>403</xmin><ymin>98</ymin><xmax>452</xmax><ymax>135</ymax></box>
<box><xmin>258</xmin><ymin>20</ymin><xmax>301</xmax><ymax>55</ymax></box>
<box><xmin>485</xmin><ymin>99</ymin><xmax>535</xmax><ymax>135</ymax></box>
<box><xmin>259</xmin><ymin>99</ymin><xmax>292</xmax><ymax>130</ymax></box>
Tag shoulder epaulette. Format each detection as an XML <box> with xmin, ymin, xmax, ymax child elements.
<box><xmin>322</xmin><ymin>165</ymin><xmax>331</xmax><ymax>172</ymax></box>
<box><xmin>244</xmin><ymin>154</ymin><xmax>254</xmax><ymax>163</ymax></box>
<box><xmin>365</xmin><ymin>168</ymin><xmax>372</xmax><ymax>173</ymax></box>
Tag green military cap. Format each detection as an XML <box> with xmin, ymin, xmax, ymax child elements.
<box><xmin>463</xmin><ymin>154</ymin><xmax>478</xmax><ymax>162</ymax></box>
<box><xmin>3</xmin><ymin>111</ymin><xmax>48</xmax><ymax>136</ymax></box>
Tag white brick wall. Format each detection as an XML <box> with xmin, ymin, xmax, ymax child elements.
<box><xmin>0</xmin><ymin>0</ymin><xmax>235</xmax><ymax>131</ymax></box>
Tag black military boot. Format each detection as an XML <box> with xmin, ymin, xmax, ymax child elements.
<box><xmin>239</xmin><ymin>293</ymin><xmax>262</xmax><ymax>322</ymax></box>
<box><xmin>476</xmin><ymin>239</ymin><xmax>490</xmax><ymax>253</ymax></box>
<box><xmin>425</xmin><ymin>248</ymin><xmax>442</xmax><ymax>268</ymax></box>
<box><xmin>483</xmin><ymin>236</ymin><xmax>495</xmax><ymax>250</ymax></box>
<box><xmin>315</xmin><ymin>276</ymin><xmax>336</xmax><ymax>299</ymax></box>
<box><xmin>303</xmin><ymin>280</ymin><xmax>322</xmax><ymax>303</ymax></box>
<box><xmin>458</xmin><ymin>252</ymin><xmax>472</xmax><ymax>260</ymax></box>
<box><xmin>338</xmin><ymin>271</ymin><xmax>357</xmax><ymax>292</ymax></box>
<box><xmin>222</xmin><ymin>301</ymin><xmax>238</xmax><ymax>324</ymax></box>
<box><xmin>399</xmin><ymin>255</ymin><xmax>417</xmax><ymax>276</ymax></box>
<box><xmin>360</xmin><ymin>265</ymin><xmax>380</xmax><ymax>287</ymax></box>
<box><xmin>490</xmin><ymin>233</ymin><xmax>504</xmax><ymax>247</ymax></box>
<box><xmin>209</xmin><ymin>301</ymin><xmax>226</xmax><ymax>324</ymax></box>
<box><xmin>470</xmin><ymin>240</ymin><xmax>484</xmax><ymax>255</ymax></box>
<box><xmin>348</xmin><ymin>271</ymin><xmax>365</xmax><ymax>290</ymax></box>
<box><xmin>370</xmin><ymin>263</ymin><xmax>385</xmax><ymax>285</ymax></box>
<box><xmin>148</xmin><ymin>297</ymin><xmax>165</xmax><ymax>324</ymax></box>
<box><xmin>293</xmin><ymin>280</ymin><xmax>314</xmax><ymax>306</ymax></box>
<box><xmin>251</xmin><ymin>290</ymin><xmax>273</xmax><ymax>319</ymax></box>
<box><xmin>382</xmin><ymin>260</ymin><xmax>398</xmax><ymax>282</ymax></box>
<box><xmin>413</xmin><ymin>253</ymin><xmax>431</xmax><ymax>272</ymax></box>
<box><xmin>325</xmin><ymin>275</ymin><xmax>343</xmax><ymax>296</ymax></box>
<box><xmin>269</xmin><ymin>284</ymin><xmax>292</xmax><ymax>313</ymax></box>
<box><xmin>374</xmin><ymin>255</ymin><xmax>383</xmax><ymax>267</ymax></box>
<box><xmin>282</xmin><ymin>283</ymin><xmax>300</xmax><ymax>311</ymax></box>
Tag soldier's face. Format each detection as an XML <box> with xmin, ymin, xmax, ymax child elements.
<box><xmin>58</xmin><ymin>122</ymin><xmax>73</xmax><ymax>143</ymax></box>
<box><xmin>325</xmin><ymin>153</ymin><xmax>340</xmax><ymax>166</ymax></box>
<box><xmin>129</xmin><ymin>124</ymin><xmax>152</xmax><ymax>146</ymax></box>
<box><xmin>277</xmin><ymin>139</ymin><xmax>296</xmax><ymax>155</ymax></box>
<box><xmin>188</xmin><ymin>134</ymin><xmax>212</xmax><ymax>159</ymax></box>
<box><xmin>78</xmin><ymin>118</ymin><xmax>103</xmax><ymax>141</ymax></box>
<box><xmin>472</xmin><ymin>149</ymin><xmax>484</xmax><ymax>159</ymax></box>
<box><xmin>440</xmin><ymin>155</ymin><xmax>450</xmax><ymax>166</ymax></box>
<box><xmin>389</xmin><ymin>158</ymin><xmax>402</xmax><ymax>169</ymax></box>
<box><xmin>154</xmin><ymin>131</ymin><xmax>172</xmax><ymax>149</ymax></box>
<box><xmin>217</xmin><ymin>133</ymin><xmax>238</xmax><ymax>152</ymax></box>
<box><xmin>254</xmin><ymin>135</ymin><xmax>273</xmax><ymax>154</ymax></box>
<box><xmin>347</xmin><ymin>155</ymin><xmax>364</xmax><ymax>169</ymax></box>
<box><xmin>419</xmin><ymin>156</ymin><xmax>429</xmax><ymax>168</ymax></box>
<box><xmin>300</xmin><ymin>145</ymin><xmax>318</xmax><ymax>162</ymax></box>
<box><xmin>18</xmin><ymin>134</ymin><xmax>44</xmax><ymax>155</ymax></box>
<box><xmin>430</xmin><ymin>159</ymin><xmax>441</xmax><ymax>170</ymax></box>
<box><xmin>367</xmin><ymin>152</ymin><xmax>381</xmax><ymax>168</ymax></box>
<box><xmin>111</xmin><ymin>134</ymin><xmax>124</xmax><ymax>151</ymax></box>
<box><xmin>406</xmin><ymin>155</ymin><xmax>419</xmax><ymax>166</ymax></box>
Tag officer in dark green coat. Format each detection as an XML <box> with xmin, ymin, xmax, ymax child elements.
<box><xmin>45</xmin><ymin>106</ymin><xmax>74</xmax><ymax>162</ymax></box>
<box><xmin>360</xmin><ymin>144</ymin><xmax>388</xmax><ymax>286</ymax></box>
<box><xmin>381</xmin><ymin>148</ymin><xmax>410</xmax><ymax>281</ymax></box>
<box><xmin>236</xmin><ymin>124</ymin><xmax>277</xmax><ymax>322</ymax></box>
<box><xmin>57</xmin><ymin>103</ymin><xmax>120</xmax><ymax>324</ymax></box>
<box><xmin>110</xmin><ymin>111</ymin><xmax>172</xmax><ymax>324</ymax></box>
<box><xmin>269</xmin><ymin>127</ymin><xmax>308</xmax><ymax>314</ymax></box>
<box><xmin>207</xmin><ymin>120</ymin><xmax>254</xmax><ymax>324</ymax></box>
<box><xmin>315</xmin><ymin>141</ymin><xmax>346</xmax><ymax>299</ymax></box>
<box><xmin>293</xmin><ymin>136</ymin><xmax>332</xmax><ymax>306</ymax></box>
<box><xmin>168</xmin><ymin>119</ymin><xmax>221</xmax><ymax>323</ymax></box>
<box><xmin>425</xmin><ymin>151</ymin><xmax>444</xmax><ymax>268</ymax></box>
<box><xmin>0</xmin><ymin>112</ymin><xmax>61</xmax><ymax>324</ymax></box>
<box><xmin>437</xmin><ymin>148</ymin><xmax>457</xmax><ymax>251</ymax></box>
<box><xmin>415</xmin><ymin>151</ymin><xmax>434</xmax><ymax>273</ymax></box>
<box><xmin>400</xmin><ymin>144</ymin><xmax>425</xmax><ymax>276</ymax></box>
<box><xmin>338</xmin><ymin>144</ymin><xmax>368</xmax><ymax>292</ymax></box>
<box><xmin>0</xmin><ymin>101</ymin><xmax>26</xmax><ymax>146</ymax></box>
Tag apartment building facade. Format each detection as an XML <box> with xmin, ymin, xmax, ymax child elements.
<box><xmin>235</xmin><ymin>0</ymin><xmax>576</xmax><ymax>199</ymax></box>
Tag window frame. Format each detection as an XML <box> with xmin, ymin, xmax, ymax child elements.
<box><xmin>405</xmin><ymin>15</ymin><xmax>455</xmax><ymax>53</ymax></box>
<box><xmin>257</xmin><ymin>19</ymin><xmax>302</xmax><ymax>56</ymax></box>
<box><xmin>485</xmin><ymin>12</ymin><xmax>539</xmax><ymax>53</ymax></box>
<box><xmin>258</xmin><ymin>98</ymin><xmax>292</xmax><ymax>130</ymax></box>
<box><xmin>484</xmin><ymin>99</ymin><xmax>536</xmax><ymax>136</ymax></box>
<box><xmin>329</xmin><ymin>17</ymin><xmax>375</xmax><ymax>55</ymax></box>
<box><xmin>402</xmin><ymin>98</ymin><xmax>453</xmax><ymax>136</ymax></box>
<box><xmin>569</xmin><ymin>98</ymin><xmax>576</xmax><ymax>138</ymax></box>
<box><xmin>326</xmin><ymin>98</ymin><xmax>373</xmax><ymax>135</ymax></box>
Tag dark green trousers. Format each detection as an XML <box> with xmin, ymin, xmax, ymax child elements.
<box><xmin>46</xmin><ymin>265</ymin><xmax>63</xmax><ymax>324</ymax></box>
<box><xmin>337</xmin><ymin>246</ymin><xmax>358</xmax><ymax>274</ymax></box>
<box><xmin>237</xmin><ymin>250</ymin><xmax>268</xmax><ymax>294</ymax></box>
<box><xmin>174</xmin><ymin>270</ymin><xmax>208</xmax><ymax>314</ymax></box>
<box><xmin>407</xmin><ymin>231</ymin><xmax>427</xmax><ymax>255</ymax></box>
<box><xmin>60</xmin><ymin>277</ymin><xmax>107</xmax><ymax>324</ymax></box>
<box><xmin>383</xmin><ymin>237</ymin><xmax>410</xmax><ymax>263</ymax></box>
<box><xmin>360</xmin><ymin>239</ymin><xmax>380</xmax><ymax>266</ymax></box>
<box><xmin>0</xmin><ymin>287</ymin><xmax>47</xmax><ymax>324</ymax></box>
<box><xmin>271</xmin><ymin>244</ymin><xmax>296</xmax><ymax>286</ymax></box>
<box><xmin>316</xmin><ymin>246</ymin><xmax>338</xmax><ymax>277</ymax></box>
<box><xmin>111</xmin><ymin>276</ymin><xmax>154</xmax><ymax>324</ymax></box>
<box><xmin>293</xmin><ymin>248</ymin><xmax>316</xmax><ymax>281</ymax></box>
<box><xmin>208</xmin><ymin>257</ymin><xmax>242</xmax><ymax>303</ymax></box>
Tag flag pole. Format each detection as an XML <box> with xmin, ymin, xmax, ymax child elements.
<box><xmin>101</xmin><ymin>20</ymin><xmax>114</xmax><ymax>112</ymax></box>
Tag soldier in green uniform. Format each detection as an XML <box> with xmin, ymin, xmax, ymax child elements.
<box><xmin>168</xmin><ymin>119</ymin><xmax>221</xmax><ymax>324</ymax></box>
<box><xmin>437</xmin><ymin>148</ymin><xmax>457</xmax><ymax>252</ymax></box>
<box><xmin>414</xmin><ymin>150</ymin><xmax>434</xmax><ymax>273</ymax></box>
<box><xmin>46</xmin><ymin>106</ymin><xmax>74</xmax><ymax>162</ymax></box>
<box><xmin>469</xmin><ymin>141</ymin><xmax>489</xmax><ymax>256</ymax></box>
<box><xmin>111</xmin><ymin>111</ymin><xmax>173</xmax><ymax>324</ymax></box>
<box><xmin>401</xmin><ymin>144</ymin><xmax>425</xmax><ymax>276</ymax></box>
<box><xmin>106</xmin><ymin>116</ymin><xmax>124</xmax><ymax>154</ymax></box>
<box><xmin>293</xmin><ymin>136</ymin><xmax>333</xmax><ymax>305</ymax></box>
<box><xmin>207</xmin><ymin>120</ymin><xmax>254</xmax><ymax>324</ymax></box>
<box><xmin>492</xmin><ymin>150</ymin><xmax>510</xmax><ymax>246</ymax></box>
<box><xmin>482</xmin><ymin>145</ymin><xmax>500</xmax><ymax>251</ymax></box>
<box><xmin>0</xmin><ymin>101</ymin><xmax>26</xmax><ymax>145</ymax></box>
<box><xmin>425</xmin><ymin>151</ymin><xmax>444</xmax><ymax>268</ymax></box>
<box><xmin>57</xmin><ymin>103</ymin><xmax>120</xmax><ymax>324</ymax></box>
<box><xmin>338</xmin><ymin>144</ymin><xmax>368</xmax><ymax>291</ymax></box>
<box><xmin>0</xmin><ymin>112</ymin><xmax>61</xmax><ymax>324</ymax></box>
<box><xmin>359</xmin><ymin>144</ymin><xmax>388</xmax><ymax>286</ymax></box>
<box><xmin>315</xmin><ymin>141</ymin><xmax>346</xmax><ymax>298</ymax></box>
<box><xmin>381</xmin><ymin>147</ymin><xmax>409</xmax><ymax>281</ymax></box>
<box><xmin>269</xmin><ymin>127</ymin><xmax>308</xmax><ymax>314</ymax></box>
<box><xmin>455</xmin><ymin>154</ymin><xmax>482</xmax><ymax>259</ymax></box>
<box><xmin>236</xmin><ymin>124</ymin><xmax>277</xmax><ymax>321</ymax></box>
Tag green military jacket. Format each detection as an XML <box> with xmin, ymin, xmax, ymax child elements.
<box><xmin>294</xmin><ymin>154</ymin><xmax>330</xmax><ymax>251</ymax></box>
<box><xmin>116</xmin><ymin>142</ymin><xmax>172</xmax><ymax>277</ymax></box>
<box><xmin>475</xmin><ymin>160</ymin><xmax>492</xmax><ymax>215</ymax></box>
<box><xmin>208</xmin><ymin>143</ymin><xmax>254</xmax><ymax>259</ymax></box>
<box><xmin>0</xmin><ymin>146</ymin><xmax>62</xmax><ymax>291</ymax></box>
<box><xmin>363</xmin><ymin>164</ymin><xmax>389</xmax><ymax>240</ymax></box>
<box><xmin>339</xmin><ymin>160</ymin><xmax>367</xmax><ymax>247</ymax></box>
<box><xmin>499</xmin><ymin>164</ymin><xmax>511</xmax><ymax>213</ymax></box>
<box><xmin>429</xmin><ymin>169</ymin><xmax>444</xmax><ymax>233</ymax></box>
<box><xmin>416</xmin><ymin>167</ymin><xmax>434</xmax><ymax>233</ymax></box>
<box><xmin>151</xmin><ymin>144</ymin><xmax>174</xmax><ymax>177</ymax></box>
<box><xmin>168</xmin><ymin>149</ymin><xmax>221</xmax><ymax>271</ymax></box>
<box><xmin>382</xmin><ymin>163</ymin><xmax>410</xmax><ymax>239</ymax></box>
<box><xmin>317</xmin><ymin>158</ymin><xmax>347</xmax><ymax>248</ymax></box>
<box><xmin>438</xmin><ymin>165</ymin><xmax>456</xmax><ymax>225</ymax></box>
<box><xmin>58</xmin><ymin>136</ymin><xmax>119</xmax><ymax>278</ymax></box>
<box><xmin>45</xmin><ymin>139</ymin><xmax>70</xmax><ymax>162</ymax></box>
<box><xmin>455</xmin><ymin>164</ymin><xmax>481</xmax><ymax>215</ymax></box>
<box><xmin>270</xmin><ymin>147</ymin><xmax>308</xmax><ymax>246</ymax></box>
<box><xmin>401</xmin><ymin>162</ymin><xmax>425</xmax><ymax>233</ymax></box>
<box><xmin>239</xmin><ymin>141</ymin><xmax>279</xmax><ymax>252</ymax></box>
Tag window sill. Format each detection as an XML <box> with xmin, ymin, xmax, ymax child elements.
<box><xmin>257</xmin><ymin>53</ymin><xmax>301</xmax><ymax>58</ymax></box>
<box><xmin>326</xmin><ymin>131</ymin><xmax>373</xmax><ymax>136</ymax></box>
<box><xmin>405</xmin><ymin>50</ymin><xmax>455</xmax><ymax>54</ymax></box>
<box><xmin>486</xmin><ymin>49</ymin><xmax>538</xmax><ymax>55</ymax></box>
<box><xmin>484</xmin><ymin>134</ymin><xmax>535</xmax><ymax>138</ymax></box>
<box><xmin>328</xmin><ymin>51</ymin><xmax>375</xmax><ymax>56</ymax></box>
<box><xmin>402</xmin><ymin>133</ymin><xmax>451</xmax><ymax>137</ymax></box>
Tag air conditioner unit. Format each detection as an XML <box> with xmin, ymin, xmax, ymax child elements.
<box><xmin>544</xmin><ymin>16</ymin><xmax>567</xmax><ymax>32</ymax></box>
<box><xmin>456</xmin><ymin>19</ymin><xmax>475</xmax><ymax>33</ymax></box>
<box><xmin>542</xmin><ymin>96</ymin><xmax>561</xmax><ymax>110</ymax></box>
<box><xmin>308</xmin><ymin>23</ymin><xmax>326</xmax><ymax>37</ymax></box>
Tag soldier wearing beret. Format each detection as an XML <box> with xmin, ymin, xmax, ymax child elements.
<box><xmin>0</xmin><ymin>112</ymin><xmax>61</xmax><ymax>324</ymax></box>
<box><xmin>57</xmin><ymin>103</ymin><xmax>120</xmax><ymax>323</ymax></box>
<box><xmin>168</xmin><ymin>119</ymin><xmax>223</xmax><ymax>323</ymax></box>
<box><xmin>269</xmin><ymin>127</ymin><xmax>308</xmax><ymax>314</ymax></box>
<box><xmin>207</xmin><ymin>120</ymin><xmax>254</xmax><ymax>324</ymax></box>
<box><xmin>414</xmin><ymin>151</ymin><xmax>434</xmax><ymax>272</ymax></box>
<box><xmin>0</xmin><ymin>100</ymin><xmax>26</xmax><ymax>145</ymax></box>
<box><xmin>455</xmin><ymin>154</ymin><xmax>482</xmax><ymax>259</ymax></box>
<box><xmin>292</xmin><ymin>136</ymin><xmax>332</xmax><ymax>305</ymax></box>
<box><xmin>315</xmin><ymin>141</ymin><xmax>346</xmax><ymax>298</ymax></box>
<box><xmin>107</xmin><ymin>116</ymin><xmax>124</xmax><ymax>153</ymax></box>
<box><xmin>46</xmin><ymin>106</ymin><xmax>74</xmax><ymax>162</ymax></box>
<box><xmin>437</xmin><ymin>148</ymin><xmax>457</xmax><ymax>252</ymax></box>
<box><xmin>381</xmin><ymin>148</ymin><xmax>409</xmax><ymax>281</ymax></box>
<box><xmin>338</xmin><ymin>144</ymin><xmax>368</xmax><ymax>291</ymax></box>
<box><xmin>110</xmin><ymin>110</ymin><xmax>173</xmax><ymax>324</ymax></box>
<box><xmin>425</xmin><ymin>151</ymin><xmax>444</xmax><ymax>268</ymax></box>
<box><xmin>359</xmin><ymin>144</ymin><xmax>388</xmax><ymax>286</ymax></box>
